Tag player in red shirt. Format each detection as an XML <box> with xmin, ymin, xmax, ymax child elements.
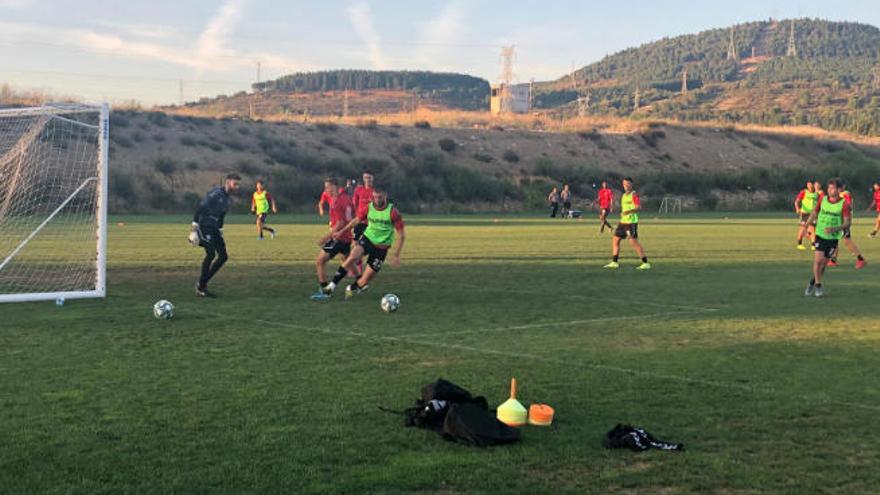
<box><xmin>868</xmin><ymin>181</ymin><xmax>880</xmax><ymax>238</ymax></box>
<box><xmin>827</xmin><ymin>184</ymin><xmax>867</xmax><ymax>269</ymax></box>
<box><xmin>311</xmin><ymin>178</ymin><xmax>357</xmax><ymax>300</ymax></box>
<box><xmin>317</xmin><ymin>189</ymin><xmax>333</xmax><ymax>218</ymax></box>
<box><xmin>351</xmin><ymin>170</ymin><xmax>375</xmax><ymax>241</ymax></box>
<box><xmin>597</xmin><ymin>180</ymin><xmax>614</xmax><ymax>233</ymax></box>
<box><xmin>338</xmin><ymin>185</ymin><xmax>406</xmax><ymax>298</ymax></box>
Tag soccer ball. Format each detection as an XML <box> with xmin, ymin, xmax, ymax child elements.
<box><xmin>380</xmin><ymin>294</ymin><xmax>400</xmax><ymax>313</ymax></box>
<box><xmin>153</xmin><ymin>299</ymin><xmax>174</xmax><ymax>320</ymax></box>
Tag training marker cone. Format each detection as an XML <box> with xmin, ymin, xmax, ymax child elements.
<box><xmin>497</xmin><ymin>378</ymin><xmax>528</xmax><ymax>427</ymax></box>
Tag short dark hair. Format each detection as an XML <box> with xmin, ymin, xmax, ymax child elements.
<box><xmin>324</xmin><ymin>177</ymin><xmax>339</xmax><ymax>186</ymax></box>
<box><xmin>362</xmin><ymin>170</ymin><xmax>374</xmax><ymax>176</ymax></box>
<box><xmin>372</xmin><ymin>184</ymin><xmax>387</xmax><ymax>194</ymax></box>
<box><xmin>623</xmin><ymin>177</ymin><xmax>634</xmax><ymax>183</ymax></box>
<box><xmin>226</xmin><ymin>173</ymin><xmax>242</xmax><ymax>181</ymax></box>
<box><xmin>255</xmin><ymin>178</ymin><xmax>265</xmax><ymax>185</ymax></box>
<box><xmin>827</xmin><ymin>177</ymin><xmax>843</xmax><ymax>188</ymax></box>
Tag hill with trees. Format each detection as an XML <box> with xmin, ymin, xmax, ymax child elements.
<box><xmin>535</xmin><ymin>19</ymin><xmax>880</xmax><ymax>136</ymax></box>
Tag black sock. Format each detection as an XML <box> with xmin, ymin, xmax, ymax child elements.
<box><xmin>815</xmin><ymin>283</ymin><xmax>822</xmax><ymax>288</ymax></box>
<box><xmin>858</xmin><ymin>255</ymin><xmax>865</xmax><ymax>261</ymax></box>
<box><xmin>642</xmin><ymin>257</ymin><xmax>648</xmax><ymax>263</ymax></box>
<box><xmin>612</xmin><ymin>255</ymin><xmax>619</xmax><ymax>262</ymax></box>
<box><xmin>809</xmin><ymin>277</ymin><xmax>816</xmax><ymax>286</ymax></box>
<box><xmin>265</xmin><ymin>227</ymin><xmax>275</xmax><ymax>233</ymax></box>
<box><xmin>332</xmin><ymin>267</ymin><xmax>347</xmax><ymax>284</ymax></box>
<box><xmin>350</xmin><ymin>280</ymin><xmax>361</xmax><ymax>290</ymax></box>
<box><xmin>320</xmin><ymin>281</ymin><xmax>329</xmax><ymax>288</ymax></box>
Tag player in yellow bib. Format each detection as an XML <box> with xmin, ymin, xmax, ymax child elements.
<box><xmin>804</xmin><ymin>178</ymin><xmax>851</xmax><ymax>298</ymax></box>
<box><xmin>794</xmin><ymin>180</ymin><xmax>818</xmax><ymax>250</ymax></box>
<box><xmin>338</xmin><ymin>186</ymin><xmax>406</xmax><ymax>298</ymax></box>
<box><xmin>250</xmin><ymin>179</ymin><xmax>277</xmax><ymax>240</ymax></box>
<box><xmin>604</xmin><ymin>177</ymin><xmax>650</xmax><ymax>270</ymax></box>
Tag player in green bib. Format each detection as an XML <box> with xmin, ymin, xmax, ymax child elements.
<box><xmin>794</xmin><ymin>180</ymin><xmax>818</xmax><ymax>250</ymax></box>
<box><xmin>250</xmin><ymin>179</ymin><xmax>277</xmax><ymax>240</ymax></box>
<box><xmin>338</xmin><ymin>186</ymin><xmax>406</xmax><ymax>298</ymax></box>
<box><xmin>804</xmin><ymin>178</ymin><xmax>851</xmax><ymax>298</ymax></box>
<box><xmin>604</xmin><ymin>177</ymin><xmax>650</xmax><ymax>270</ymax></box>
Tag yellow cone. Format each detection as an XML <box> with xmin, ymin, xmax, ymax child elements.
<box><xmin>497</xmin><ymin>378</ymin><xmax>527</xmax><ymax>427</ymax></box>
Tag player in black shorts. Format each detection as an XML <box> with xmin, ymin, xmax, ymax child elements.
<box><xmin>190</xmin><ymin>173</ymin><xmax>241</xmax><ymax>297</ymax></box>
<box><xmin>311</xmin><ymin>178</ymin><xmax>356</xmax><ymax>300</ymax></box>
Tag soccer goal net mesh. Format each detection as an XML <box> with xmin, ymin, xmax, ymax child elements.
<box><xmin>0</xmin><ymin>104</ymin><xmax>108</xmax><ymax>303</ymax></box>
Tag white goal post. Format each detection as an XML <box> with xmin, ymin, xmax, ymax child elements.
<box><xmin>0</xmin><ymin>103</ymin><xmax>109</xmax><ymax>303</ymax></box>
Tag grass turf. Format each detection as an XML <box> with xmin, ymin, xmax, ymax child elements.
<box><xmin>1</xmin><ymin>214</ymin><xmax>879</xmax><ymax>494</ymax></box>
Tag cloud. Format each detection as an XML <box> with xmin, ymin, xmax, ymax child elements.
<box><xmin>196</xmin><ymin>0</ymin><xmax>246</xmax><ymax>62</ymax></box>
<box><xmin>346</xmin><ymin>1</ymin><xmax>386</xmax><ymax>69</ymax></box>
<box><xmin>414</xmin><ymin>3</ymin><xmax>467</xmax><ymax>71</ymax></box>
<box><xmin>0</xmin><ymin>0</ymin><xmax>31</xmax><ymax>8</ymax></box>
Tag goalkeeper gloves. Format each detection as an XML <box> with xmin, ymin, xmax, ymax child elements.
<box><xmin>188</xmin><ymin>222</ymin><xmax>201</xmax><ymax>247</ymax></box>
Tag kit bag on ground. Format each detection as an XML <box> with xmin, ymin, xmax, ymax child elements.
<box><xmin>602</xmin><ymin>424</ymin><xmax>684</xmax><ymax>452</ymax></box>
<box><xmin>399</xmin><ymin>378</ymin><xmax>519</xmax><ymax>447</ymax></box>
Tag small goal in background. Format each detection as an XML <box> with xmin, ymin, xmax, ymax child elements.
<box><xmin>659</xmin><ymin>196</ymin><xmax>683</xmax><ymax>215</ymax></box>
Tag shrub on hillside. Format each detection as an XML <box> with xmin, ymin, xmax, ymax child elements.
<box><xmin>414</xmin><ymin>120</ymin><xmax>431</xmax><ymax>129</ymax></box>
<box><xmin>502</xmin><ymin>150</ymin><xmax>520</xmax><ymax>163</ymax></box>
<box><xmin>146</xmin><ymin>112</ymin><xmax>170</xmax><ymax>128</ymax></box>
<box><xmin>438</xmin><ymin>138</ymin><xmax>457</xmax><ymax>153</ymax></box>
<box><xmin>112</xmin><ymin>134</ymin><xmax>133</xmax><ymax>148</ymax></box>
<box><xmin>180</xmin><ymin>136</ymin><xmax>197</xmax><ymax>146</ymax></box>
<box><xmin>472</xmin><ymin>153</ymin><xmax>493</xmax><ymax>163</ymax></box>
<box><xmin>315</xmin><ymin>122</ymin><xmax>338</xmax><ymax>132</ymax></box>
<box><xmin>357</xmin><ymin>119</ymin><xmax>379</xmax><ymax>130</ymax></box>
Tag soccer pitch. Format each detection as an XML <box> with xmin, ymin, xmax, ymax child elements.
<box><xmin>2</xmin><ymin>214</ymin><xmax>879</xmax><ymax>494</ymax></box>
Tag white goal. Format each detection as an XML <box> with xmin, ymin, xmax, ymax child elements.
<box><xmin>0</xmin><ymin>103</ymin><xmax>109</xmax><ymax>303</ymax></box>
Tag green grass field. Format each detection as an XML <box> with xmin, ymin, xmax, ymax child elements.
<box><xmin>2</xmin><ymin>214</ymin><xmax>879</xmax><ymax>494</ymax></box>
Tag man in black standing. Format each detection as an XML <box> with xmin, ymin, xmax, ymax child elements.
<box><xmin>190</xmin><ymin>173</ymin><xmax>241</xmax><ymax>297</ymax></box>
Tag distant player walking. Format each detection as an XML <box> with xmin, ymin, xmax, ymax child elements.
<box><xmin>190</xmin><ymin>173</ymin><xmax>241</xmax><ymax>297</ymax></box>
<box><xmin>868</xmin><ymin>181</ymin><xmax>880</xmax><ymax>238</ymax></box>
<box><xmin>604</xmin><ymin>177</ymin><xmax>650</xmax><ymax>270</ymax></box>
<box><xmin>794</xmin><ymin>180</ymin><xmax>818</xmax><ymax>250</ymax></box>
<box><xmin>250</xmin><ymin>179</ymin><xmax>277</xmax><ymax>240</ymax></box>
<box><xmin>339</xmin><ymin>186</ymin><xmax>405</xmax><ymax>298</ymax></box>
<box><xmin>311</xmin><ymin>178</ymin><xmax>356</xmax><ymax>300</ymax></box>
<box><xmin>548</xmin><ymin>187</ymin><xmax>560</xmax><ymax>218</ymax></box>
<box><xmin>597</xmin><ymin>180</ymin><xmax>614</xmax><ymax>233</ymax></box>
<box><xmin>804</xmin><ymin>178</ymin><xmax>851</xmax><ymax>298</ymax></box>
<box><xmin>560</xmin><ymin>184</ymin><xmax>572</xmax><ymax>218</ymax></box>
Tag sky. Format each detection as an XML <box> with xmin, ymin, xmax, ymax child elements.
<box><xmin>1</xmin><ymin>0</ymin><xmax>878</xmax><ymax>106</ymax></box>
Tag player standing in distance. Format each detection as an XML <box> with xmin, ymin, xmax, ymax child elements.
<box><xmin>597</xmin><ymin>180</ymin><xmax>614</xmax><ymax>233</ymax></box>
<box><xmin>548</xmin><ymin>187</ymin><xmax>560</xmax><ymax>218</ymax></box>
<box><xmin>794</xmin><ymin>180</ymin><xmax>818</xmax><ymax>250</ymax></box>
<box><xmin>804</xmin><ymin>178</ymin><xmax>851</xmax><ymax>297</ymax></box>
<box><xmin>339</xmin><ymin>186</ymin><xmax>405</xmax><ymax>298</ymax></box>
<box><xmin>868</xmin><ymin>181</ymin><xmax>880</xmax><ymax>238</ymax></box>
<box><xmin>604</xmin><ymin>177</ymin><xmax>651</xmax><ymax>270</ymax></box>
<box><xmin>560</xmin><ymin>184</ymin><xmax>572</xmax><ymax>218</ymax></box>
<box><xmin>827</xmin><ymin>185</ymin><xmax>867</xmax><ymax>269</ymax></box>
<box><xmin>190</xmin><ymin>173</ymin><xmax>241</xmax><ymax>297</ymax></box>
<box><xmin>250</xmin><ymin>179</ymin><xmax>277</xmax><ymax>240</ymax></box>
<box><xmin>311</xmin><ymin>178</ymin><xmax>356</xmax><ymax>300</ymax></box>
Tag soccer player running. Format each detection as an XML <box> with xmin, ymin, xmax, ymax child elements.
<box><xmin>604</xmin><ymin>177</ymin><xmax>651</xmax><ymax>270</ymax></box>
<box><xmin>339</xmin><ymin>186</ymin><xmax>405</xmax><ymax>298</ymax></box>
<box><xmin>827</xmin><ymin>184</ymin><xmax>867</xmax><ymax>269</ymax></box>
<box><xmin>794</xmin><ymin>180</ymin><xmax>818</xmax><ymax>250</ymax></box>
<box><xmin>804</xmin><ymin>178</ymin><xmax>851</xmax><ymax>298</ymax></box>
<box><xmin>250</xmin><ymin>179</ymin><xmax>278</xmax><ymax>240</ymax></box>
<box><xmin>311</xmin><ymin>178</ymin><xmax>356</xmax><ymax>300</ymax></box>
<box><xmin>190</xmin><ymin>173</ymin><xmax>241</xmax><ymax>297</ymax></box>
<box><xmin>868</xmin><ymin>181</ymin><xmax>880</xmax><ymax>238</ymax></box>
<box><xmin>351</xmin><ymin>170</ymin><xmax>375</xmax><ymax>242</ymax></box>
<box><xmin>597</xmin><ymin>180</ymin><xmax>614</xmax><ymax>233</ymax></box>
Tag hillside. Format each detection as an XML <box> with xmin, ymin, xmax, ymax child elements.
<box><xmin>535</xmin><ymin>19</ymin><xmax>880</xmax><ymax>136</ymax></box>
<box><xmin>172</xmin><ymin>70</ymin><xmax>490</xmax><ymax>118</ymax></box>
<box><xmin>107</xmin><ymin>110</ymin><xmax>880</xmax><ymax>214</ymax></box>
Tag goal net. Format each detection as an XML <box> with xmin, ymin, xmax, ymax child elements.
<box><xmin>0</xmin><ymin>103</ymin><xmax>109</xmax><ymax>303</ymax></box>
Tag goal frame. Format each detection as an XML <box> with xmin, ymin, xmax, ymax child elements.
<box><xmin>0</xmin><ymin>103</ymin><xmax>109</xmax><ymax>303</ymax></box>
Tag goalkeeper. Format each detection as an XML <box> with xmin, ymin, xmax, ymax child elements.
<box><xmin>190</xmin><ymin>173</ymin><xmax>241</xmax><ymax>297</ymax></box>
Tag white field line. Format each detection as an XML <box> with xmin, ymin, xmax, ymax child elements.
<box><xmin>249</xmin><ymin>317</ymin><xmax>880</xmax><ymax>413</ymax></box>
<box><xmin>404</xmin><ymin>277</ymin><xmax>721</xmax><ymax>313</ymax></box>
<box><xmin>407</xmin><ymin>310</ymin><xmax>705</xmax><ymax>338</ymax></box>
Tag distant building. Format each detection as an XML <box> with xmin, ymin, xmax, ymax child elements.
<box><xmin>490</xmin><ymin>83</ymin><xmax>530</xmax><ymax>115</ymax></box>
